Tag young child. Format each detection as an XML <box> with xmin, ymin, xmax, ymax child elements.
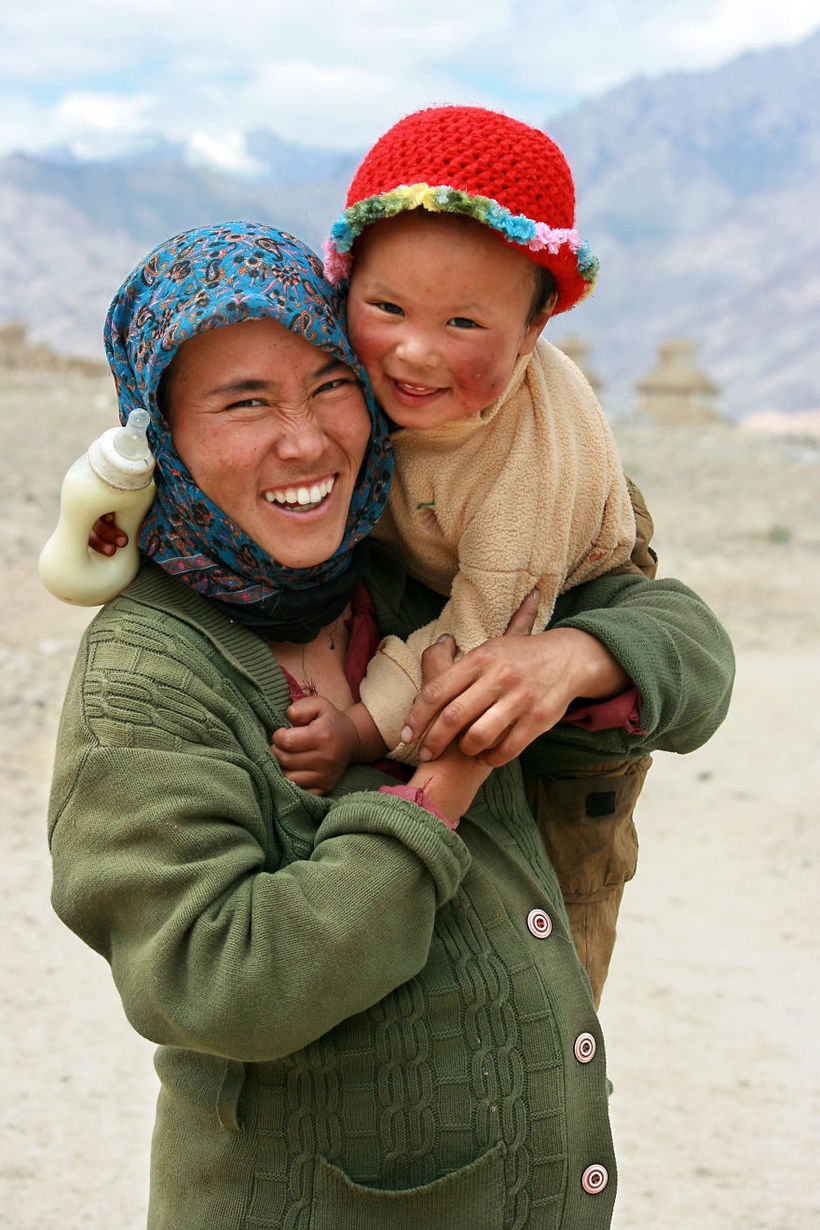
<box><xmin>268</xmin><ymin>105</ymin><xmax>655</xmax><ymax>1003</ymax></box>
<box><xmin>276</xmin><ymin>106</ymin><xmax>636</xmax><ymax>769</ymax></box>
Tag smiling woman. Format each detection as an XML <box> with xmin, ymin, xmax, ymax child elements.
<box><xmin>45</xmin><ymin>219</ymin><xmax>631</xmax><ymax>1229</ymax></box>
<box><xmin>104</xmin><ymin>222</ymin><xmax>392</xmax><ymax>641</ymax></box>
<box><xmin>163</xmin><ymin>318</ymin><xmax>371</xmax><ymax>569</ymax></box>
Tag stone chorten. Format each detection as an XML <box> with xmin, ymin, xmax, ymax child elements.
<box><xmin>636</xmin><ymin>340</ymin><xmax>722</xmax><ymax>425</ymax></box>
<box><xmin>555</xmin><ymin>334</ymin><xmax>602</xmax><ymax>397</ymax></box>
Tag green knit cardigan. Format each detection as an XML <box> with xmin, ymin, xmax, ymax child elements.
<box><xmin>48</xmin><ymin>552</ymin><xmax>733</xmax><ymax>1229</ymax></box>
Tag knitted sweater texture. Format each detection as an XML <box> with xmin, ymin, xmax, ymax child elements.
<box><xmin>48</xmin><ymin>554</ymin><xmax>734</xmax><ymax>1228</ymax></box>
<box><xmin>364</xmin><ymin>339</ymin><xmax>636</xmax><ymax>752</ymax></box>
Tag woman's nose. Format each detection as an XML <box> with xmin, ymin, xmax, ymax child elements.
<box><xmin>273</xmin><ymin>413</ymin><xmax>327</xmax><ymax>463</ymax></box>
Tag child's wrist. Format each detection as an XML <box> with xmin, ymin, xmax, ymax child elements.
<box><xmin>378</xmin><ymin>783</ymin><xmax>453</xmax><ymax>828</ymax></box>
<box><xmin>406</xmin><ymin>758</ymin><xmax>490</xmax><ymax>828</ymax></box>
<box><xmin>346</xmin><ymin>702</ymin><xmax>388</xmax><ymax>764</ymax></box>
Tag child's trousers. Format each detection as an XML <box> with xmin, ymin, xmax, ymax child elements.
<box><xmin>524</xmin><ymin>755</ymin><xmax>652</xmax><ymax>1006</ymax></box>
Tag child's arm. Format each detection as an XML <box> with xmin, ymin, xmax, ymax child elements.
<box><xmin>271</xmin><ymin>696</ymin><xmax>388</xmax><ymax>795</ymax></box>
<box><xmin>361</xmin><ymin>434</ymin><xmax>635</xmax><ymax>761</ymax></box>
<box><xmin>273</xmin><ymin>636</ymin><xmax>495</xmax><ymax>821</ymax></box>
<box><xmin>386</xmin><ymin>634</ymin><xmax>492</xmax><ymax>826</ymax></box>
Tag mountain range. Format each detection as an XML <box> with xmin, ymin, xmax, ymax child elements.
<box><xmin>1</xmin><ymin>27</ymin><xmax>818</xmax><ymax>419</ymax></box>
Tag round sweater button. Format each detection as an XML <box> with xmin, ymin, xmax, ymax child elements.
<box><xmin>526</xmin><ymin>908</ymin><xmax>552</xmax><ymax>938</ymax></box>
<box><xmin>574</xmin><ymin>1032</ymin><xmax>597</xmax><ymax>1063</ymax></box>
<box><xmin>581</xmin><ymin>1164</ymin><xmax>609</xmax><ymax>1194</ymax></box>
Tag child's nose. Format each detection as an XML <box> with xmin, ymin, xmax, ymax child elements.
<box><xmin>395</xmin><ymin>327</ymin><xmax>439</xmax><ymax>369</ymax></box>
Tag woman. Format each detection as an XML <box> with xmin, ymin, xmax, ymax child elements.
<box><xmin>49</xmin><ymin>222</ymin><xmax>730</xmax><ymax>1229</ymax></box>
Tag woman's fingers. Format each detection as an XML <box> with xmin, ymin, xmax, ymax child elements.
<box><xmin>418</xmin><ymin>673</ymin><xmax>540</xmax><ymax>762</ymax></box>
<box><xmin>414</xmin><ymin>673</ymin><xmax>501</xmax><ymax>760</ymax></box>
<box><xmin>402</xmin><ymin>589</ymin><xmax>541</xmax><ymax>750</ymax></box>
<box><xmin>401</xmin><ymin>653</ymin><xmax>477</xmax><ymax>746</ymax></box>
<box><xmin>407</xmin><ymin>638</ymin><xmax>534</xmax><ymax>759</ymax></box>
<box><xmin>461</xmin><ymin>705</ymin><xmax>544</xmax><ymax>765</ymax></box>
<box><xmin>503</xmin><ymin>588</ymin><xmax>540</xmax><ymax>637</ymax></box>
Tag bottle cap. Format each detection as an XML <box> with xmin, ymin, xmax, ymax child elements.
<box><xmin>88</xmin><ymin>408</ymin><xmax>155</xmax><ymax>490</ymax></box>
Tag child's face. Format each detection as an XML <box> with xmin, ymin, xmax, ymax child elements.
<box><xmin>347</xmin><ymin>212</ymin><xmax>553</xmax><ymax>430</ymax></box>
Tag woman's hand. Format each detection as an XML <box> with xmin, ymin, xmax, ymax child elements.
<box><xmin>89</xmin><ymin>513</ymin><xmax>128</xmax><ymax>556</ymax></box>
<box><xmin>401</xmin><ymin>592</ymin><xmax>629</xmax><ymax>767</ymax></box>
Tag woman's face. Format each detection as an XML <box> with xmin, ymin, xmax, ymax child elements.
<box><xmin>165</xmin><ymin>318</ymin><xmax>372</xmax><ymax>570</ymax></box>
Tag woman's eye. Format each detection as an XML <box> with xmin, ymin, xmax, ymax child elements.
<box><xmin>226</xmin><ymin>397</ymin><xmax>265</xmax><ymax>410</ymax></box>
<box><xmin>316</xmin><ymin>377</ymin><xmax>357</xmax><ymax>395</ymax></box>
<box><xmin>448</xmin><ymin>317</ymin><xmax>481</xmax><ymax>329</ymax></box>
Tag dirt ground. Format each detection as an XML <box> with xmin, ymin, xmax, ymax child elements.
<box><xmin>1</xmin><ymin>367</ymin><xmax>818</xmax><ymax>1228</ymax></box>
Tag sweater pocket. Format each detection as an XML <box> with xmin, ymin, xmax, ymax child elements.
<box><xmin>308</xmin><ymin>1142</ymin><xmax>507</xmax><ymax>1230</ymax></box>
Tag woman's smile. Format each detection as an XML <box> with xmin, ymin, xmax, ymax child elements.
<box><xmin>263</xmin><ymin>474</ymin><xmax>337</xmax><ymax>510</ymax></box>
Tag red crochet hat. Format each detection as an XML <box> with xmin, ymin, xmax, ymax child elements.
<box><xmin>323</xmin><ymin>105</ymin><xmax>598</xmax><ymax>315</ymax></box>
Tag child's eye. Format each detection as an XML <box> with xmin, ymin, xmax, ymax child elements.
<box><xmin>448</xmin><ymin>317</ymin><xmax>481</xmax><ymax>329</ymax></box>
<box><xmin>374</xmin><ymin>301</ymin><xmax>404</xmax><ymax>316</ymax></box>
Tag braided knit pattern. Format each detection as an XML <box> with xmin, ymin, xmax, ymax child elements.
<box><xmin>247</xmin><ymin>850</ymin><xmax>569</xmax><ymax>1229</ymax></box>
<box><xmin>324</xmin><ymin>106</ymin><xmax>598</xmax><ymax>314</ymax></box>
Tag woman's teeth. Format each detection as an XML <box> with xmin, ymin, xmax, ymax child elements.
<box><xmin>264</xmin><ymin>476</ymin><xmax>335</xmax><ymax>509</ymax></box>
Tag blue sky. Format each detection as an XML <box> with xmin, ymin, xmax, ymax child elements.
<box><xmin>2</xmin><ymin>0</ymin><xmax>818</xmax><ymax>168</ymax></box>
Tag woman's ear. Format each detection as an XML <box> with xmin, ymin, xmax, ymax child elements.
<box><xmin>518</xmin><ymin>290</ymin><xmax>558</xmax><ymax>357</ymax></box>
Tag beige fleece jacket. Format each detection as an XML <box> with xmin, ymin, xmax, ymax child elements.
<box><xmin>362</xmin><ymin>338</ymin><xmax>636</xmax><ymax>756</ymax></box>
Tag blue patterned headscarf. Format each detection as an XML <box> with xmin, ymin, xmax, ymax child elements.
<box><xmin>104</xmin><ymin>222</ymin><xmax>392</xmax><ymax>640</ymax></box>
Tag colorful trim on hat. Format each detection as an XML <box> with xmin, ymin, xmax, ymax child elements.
<box><xmin>322</xmin><ymin>182</ymin><xmax>599</xmax><ymax>295</ymax></box>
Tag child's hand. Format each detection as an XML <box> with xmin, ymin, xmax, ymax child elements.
<box><xmin>271</xmin><ymin>695</ymin><xmax>361</xmax><ymax>795</ymax></box>
<box><xmin>89</xmin><ymin>513</ymin><xmax>128</xmax><ymax>556</ymax></box>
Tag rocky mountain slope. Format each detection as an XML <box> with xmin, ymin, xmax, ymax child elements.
<box><xmin>1</xmin><ymin>28</ymin><xmax>818</xmax><ymax>417</ymax></box>
<box><xmin>547</xmin><ymin>28</ymin><xmax>820</xmax><ymax>417</ymax></box>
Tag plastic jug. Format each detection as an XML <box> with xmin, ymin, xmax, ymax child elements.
<box><xmin>38</xmin><ymin>408</ymin><xmax>156</xmax><ymax>605</ymax></box>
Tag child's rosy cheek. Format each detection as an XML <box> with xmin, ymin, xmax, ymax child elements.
<box><xmin>468</xmin><ymin>366</ymin><xmax>502</xmax><ymax>396</ymax></box>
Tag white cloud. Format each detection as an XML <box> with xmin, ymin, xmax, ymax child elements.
<box><xmin>491</xmin><ymin>0</ymin><xmax>820</xmax><ymax>105</ymax></box>
<box><xmin>54</xmin><ymin>92</ymin><xmax>153</xmax><ymax>135</ymax></box>
<box><xmin>0</xmin><ymin>0</ymin><xmax>817</xmax><ymax>157</ymax></box>
<box><xmin>185</xmin><ymin>131</ymin><xmax>266</xmax><ymax>178</ymax></box>
<box><xmin>650</xmin><ymin>0</ymin><xmax>820</xmax><ymax>62</ymax></box>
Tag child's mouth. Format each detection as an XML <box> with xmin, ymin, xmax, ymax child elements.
<box><xmin>397</xmin><ymin>381</ymin><xmax>439</xmax><ymax>395</ymax></box>
<box><xmin>391</xmin><ymin>378</ymin><xmax>443</xmax><ymax>403</ymax></box>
